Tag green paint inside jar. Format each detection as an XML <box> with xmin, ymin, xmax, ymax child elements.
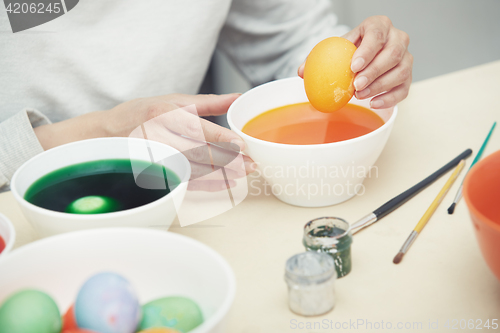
<box><xmin>303</xmin><ymin>217</ymin><xmax>353</xmax><ymax>278</ymax></box>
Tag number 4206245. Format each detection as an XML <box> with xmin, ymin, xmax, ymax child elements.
<box><xmin>5</xmin><ymin>2</ymin><xmax>61</xmax><ymax>14</ymax></box>
<box><xmin>444</xmin><ymin>319</ymin><xmax>499</xmax><ymax>330</ymax></box>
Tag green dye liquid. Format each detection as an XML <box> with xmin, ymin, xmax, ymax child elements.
<box><xmin>24</xmin><ymin>159</ymin><xmax>181</xmax><ymax>214</ymax></box>
<box><xmin>304</xmin><ymin>225</ymin><xmax>353</xmax><ymax>278</ymax></box>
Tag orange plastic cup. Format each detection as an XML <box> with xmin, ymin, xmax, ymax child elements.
<box><xmin>463</xmin><ymin>149</ymin><xmax>500</xmax><ymax>281</ymax></box>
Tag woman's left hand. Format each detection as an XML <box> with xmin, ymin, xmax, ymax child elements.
<box><xmin>299</xmin><ymin>15</ymin><xmax>413</xmax><ymax>109</ymax></box>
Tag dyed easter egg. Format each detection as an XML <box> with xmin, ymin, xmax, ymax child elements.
<box><xmin>66</xmin><ymin>196</ymin><xmax>120</xmax><ymax>214</ymax></box>
<box><xmin>62</xmin><ymin>304</ymin><xmax>77</xmax><ymax>330</ymax></box>
<box><xmin>0</xmin><ymin>235</ymin><xmax>5</xmax><ymax>254</ymax></box>
<box><xmin>138</xmin><ymin>329</ymin><xmax>181</xmax><ymax>333</ymax></box>
<box><xmin>304</xmin><ymin>37</ymin><xmax>357</xmax><ymax>113</ymax></box>
<box><xmin>74</xmin><ymin>272</ymin><xmax>141</xmax><ymax>333</ymax></box>
<box><xmin>139</xmin><ymin>296</ymin><xmax>203</xmax><ymax>332</ymax></box>
<box><xmin>0</xmin><ymin>289</ymin><xmax>61</xmax><ymax>333</ymax></box>
<box><xmin>63</xmin><ymin>329</ymin><xmax>98</xmax><ymax>333</ymax></box>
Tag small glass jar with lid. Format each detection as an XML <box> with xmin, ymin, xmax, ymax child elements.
<box><xmin>285</xmin><ymin>251</ymin><xmax>336</xmax><ymax>316</ymax></box>
<box><xmin>303</xmin><ymin>217</ymin><xmax>353</xmax><ymax>278</ymax></box>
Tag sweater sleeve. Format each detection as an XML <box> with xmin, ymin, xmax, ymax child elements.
<box><xmin>0</xmin><ymin>109</ymin><xmax>51</xmax><ymax>191</ymax></box>
<box><xmin>217</xmin><ymin>0</ymin><xmax>350</xmax><ymax>86</ymax></box>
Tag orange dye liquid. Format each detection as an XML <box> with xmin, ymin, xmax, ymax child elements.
<box><xmin>242</xmin><ymin>102</ymin><xmax>385</xmax><ymax>145</ymax></box>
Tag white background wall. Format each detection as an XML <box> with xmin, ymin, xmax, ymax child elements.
<box><xmin>205</xmin><ymin>0</ymin><xmax>500</xmax><ymax>96</ymax></box>
<box><xmin>331</xmin><ymin>0</ymin><xmax>500</xmax><ymax>82</ymax></box>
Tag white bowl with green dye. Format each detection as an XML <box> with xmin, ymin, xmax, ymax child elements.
<box><xmin>10</xmin><ymin>138</ymin><xmax>190</xmax><ymax>237</ymax></box>
<box><xmin>0</xmin><ymin>228</ymin><xmax>236</xmax><ymax>333</ymax></box>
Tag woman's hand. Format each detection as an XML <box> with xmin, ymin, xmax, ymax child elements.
<box><xmin>35</xmin><ymin>93</ymin><xmax>255</xmax><ymax>191</ymax></box>
<box><xmin>298</xmin><ymin>15</ymin><xmax>413</xmax><ymax>109</ymax></box>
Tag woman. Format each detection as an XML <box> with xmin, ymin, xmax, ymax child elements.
<box><xmin>0</xmin><ymin>0</ymin><xmax>412</xmax><ymax>191</ymax></box>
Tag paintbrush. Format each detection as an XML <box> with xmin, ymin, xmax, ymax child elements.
<box><xmin>447</xmin><ymin>122</ymin><xmax>496</xmax><ymax>214</ymax></box>
<box><xmin>351</xmin><ymin>148</ymin><xmax>472</xmax><ymax>234</ymax></box>
<box><xmin>393</xmin><ymin>160</ymin><xmax>466</xmax><ymax>264</ymax></box>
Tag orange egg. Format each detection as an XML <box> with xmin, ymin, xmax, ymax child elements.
<box><xmin>303</xmin><ymin>37</ymin><xmax>357</xmax><ymax>113</ymax></box>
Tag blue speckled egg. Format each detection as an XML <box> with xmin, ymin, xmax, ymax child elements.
<box><xmin>74</xmin><ymin>272</ymin><xmax>141</xmax><ymax>333</ymax></box>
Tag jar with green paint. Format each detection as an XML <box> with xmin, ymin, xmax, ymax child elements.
<box><xmin>303</xmin><ymin>217</ymin><xmax>353</xmax><ymax>278</ymax></box>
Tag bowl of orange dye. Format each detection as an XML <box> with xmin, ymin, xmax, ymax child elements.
<box><xmin>463</xmin><ymin>149</ymin><xmax>500</xmax><ymax>282</ymax></box>
<box><xmin>227</xmin><ymin>77</ymin><xmax>397</xmax><ymax>207</ymax></box>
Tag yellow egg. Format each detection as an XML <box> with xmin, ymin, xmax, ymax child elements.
<box><xmin>303</xmin><ymin>37</ymin><xmax>357</xmax><ymax>113</ymax></box>
<box><xmin>138</xmin><ymin>329</ymin><xmax>181</xmax><ymax>333</ymax></box>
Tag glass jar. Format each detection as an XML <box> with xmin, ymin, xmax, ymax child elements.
<box><xmin>285</xmin><ymin>252</ymin><xmax>336</xmax><ymax>316</ymax></box>
<box><xmin>303</xmin><ymin>217</ymin><xmax>353</xmax><ymax>278</ymax></box>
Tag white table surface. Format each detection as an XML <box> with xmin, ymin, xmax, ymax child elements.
<box><xmin>1</xmin><ymin>60</ymin><xmax>500</xmax><ymax>333</ymax></box>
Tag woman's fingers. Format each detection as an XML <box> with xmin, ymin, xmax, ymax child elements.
<box><xmin>132</xmin><ymin>105</ymin><xmax>255</xmax><ymax>178</ymax></box>
<box><xmin>369</xmin><ymin>80</ymin><xmax>411</xmax><ymax>109</ymax></box>
<box><xmin>344</xmin><ymin>16</ymin><xmax>412</xmax><ymax>108</ymax></box>
<box><xmin>140</xmin><ymin>105</ymin><xmax>248</xmax><ymax>167</ymax></box>
<box><xmin>349</xmin><ymin>16</ymin><xmax>392</xmax><ymax>73</ymax></box>
<box><xmin>158</xmin><ymin>109</ymin><xmax>255</xmax><ymax>174</ymax></box>
<box><xmin>199</xmin><ymin>117</ymin><xmax>245</xmax><ymax>151</ymax></box>
<box><xmin>356</xmin><ymin>51</ymin><xmax>413</xmax><ymax>100</ymax></box>
<box><xmin>353</xmin><ymin>29</ymin><xmax>410</xmax><ymax>92</ymax></box>
<box><xmin>133</xmin><ymin>119</ymin><xmax>253</xmax><ymax>174</ymax></box>
<box><xmin>184</xmin><ymin>143</ymin><xmax>254</xmax><ymax>179</ymax></box>
<box><xmin>150</xmin><ymin>131</ymin><xmax>251</xmax><ymax>175</ymax></box>
<box><xmin>298</xmin><ymin>61</ymin><xmax>305</xmax><ymax>78</ymax></box>
<box><xmin>157</xmin><ymin>108</ymin><xmax>246</xmax><ymax>151</ymax></box>
<box><xmin>341</xmin><ymin>26</ymin><xmax>360</xmax><ymax>46</ymax></box>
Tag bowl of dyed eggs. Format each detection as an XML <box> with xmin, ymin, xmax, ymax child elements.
<box><xmin>227</xmin><ymin>76</ymin><xmax>397</xmax><ymax>207</ymax></box>
<box><xmin>463</xmin><ymin>149</ymin><xmax>500</xmax><ymax>282</ymax></box>
<box><xmin>10</xmin><ymin>137</ymin><xmax>190</xmax><ymax>237</ymax></box>
<box><xmin>0</xmin><ymin>213</ymin><xmax>15</xmax><ymax>257</ymax></box>
<box><xmin>0</xmin><ymin>228</ymin><xmax>236</xmax><ymax>333</ymax></box>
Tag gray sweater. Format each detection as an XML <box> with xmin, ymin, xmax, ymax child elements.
<box><xmin>0</xmin><ymin>0</ymin><xmax>348</xmax><ymax>190</ymax></box>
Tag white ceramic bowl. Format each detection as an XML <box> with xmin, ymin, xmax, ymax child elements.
<box><xmin>228</xmin><ymin>77</ymin><xmax>397</xmax><ymax>207</ymax></box>
<box><xmin>0</xmin><ymin>213</ymin><xmax>16</xmax><ymax>257</ymax></box>
<box><xmin>0</xmin><ymin>228</ymin><xmax>235</xmax><ymax>333</ymax></box>
<box><xmin>10</xmin><ymin>138</ymin><xmax>190</xmax><ymax>237</ymax></box>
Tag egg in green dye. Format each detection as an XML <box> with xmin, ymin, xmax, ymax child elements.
<box><xmin>66</xmin><ymin>195</ymin><xmax>120</xmax><ymax>214</ymax></box>
<box><xmin>139</xmin><ymin>296</ymin><xmax>203</xmax><ymax>332</ymax></box>
<box><xmin>0</xmin><ymin>289</ymin><xmax>61</xmax><ymax>333</ymax></box>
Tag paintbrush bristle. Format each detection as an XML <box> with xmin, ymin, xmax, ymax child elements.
<box><xmin>393</xmin><ymin>252</ymin><xmax>404</xmax><ymax>264</ymax></box>
<box><xmin>447</xmin><ymin>203</ymin><xmax>456</xmax><ymax>214</ymax></box>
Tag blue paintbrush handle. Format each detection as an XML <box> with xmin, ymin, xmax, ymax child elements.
<box><xmin>469</xmin><ymin>122</ymin><xmax>496</xmax><ymax>170</ymax></box>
